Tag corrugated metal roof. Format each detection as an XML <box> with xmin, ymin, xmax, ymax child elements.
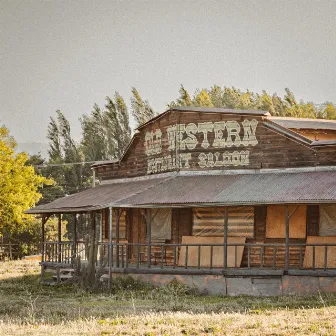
<box><xmin>26</xmin><ymin>177</ymin><xmax>169</xmax><ymax>213</ymax></box>
<box><xmin>270</xmin><ymin>117</ymin><xmax>336</xmax><ymax>131</ymax></box>
<box><xmin>26</xmin><ymin>171</ymin><xmax>336</xmax><ymax>213</ymax></box>
<box><xmin>115</xmin><ymin>171</ymin><xmax>336</xmax><ymax>206</ymax></box>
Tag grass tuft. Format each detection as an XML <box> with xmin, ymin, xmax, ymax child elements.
<box><xmin>0</xmin><ymin>260</ymin><xmax>336</xmax><ymax>335</ymax></box>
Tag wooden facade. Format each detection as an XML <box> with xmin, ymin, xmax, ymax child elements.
<box><xmin>29</xmin><ymin>107</ymin><xmax>336</xmax><ymax>292</ymax></box>
<box><xmin>95</xmin><ymin>110</ymin><xmax>336</xmax><ymax>180</ymax></box>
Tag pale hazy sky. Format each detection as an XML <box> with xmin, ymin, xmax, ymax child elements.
<box><xmin>1</xmin><ymin>0</ymin><xmax>336</xmax><ymax>143</ymax></box>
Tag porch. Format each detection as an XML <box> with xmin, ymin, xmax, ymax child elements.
<box><xmin>39</xmin><ymin>202</ymin><xmax>336</xmax><ymax>284</ymax></box>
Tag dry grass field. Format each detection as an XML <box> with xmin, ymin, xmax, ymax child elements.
<box><xmin>0</xmin><ymin>260</ymin><xmax>336</xmax><ymax>335</ymax></box>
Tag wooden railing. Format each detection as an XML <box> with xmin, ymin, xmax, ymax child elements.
<box><xmin>0</xmin><ymin>243</ymin><xmax>20</xmax><ymax>260</ymax></box>
<box><xmin>42</xmin><ymin>241</ymin><xmax>336</xmax><ymax>275</ymax></box>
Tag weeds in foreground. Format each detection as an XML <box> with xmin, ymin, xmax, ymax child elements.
<box><xmin>0</xmin><ymin>260</ymin><xmax>336</xmax><ymax>335</ymax></box>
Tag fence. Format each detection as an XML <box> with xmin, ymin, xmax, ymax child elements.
<box><xmin>42</xmin><ymin>241</ymin><xmax>336</xmax><ymax>275</ymax></box>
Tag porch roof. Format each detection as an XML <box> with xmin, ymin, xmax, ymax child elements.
<box><xmin>26</xmin><ymin>177</ymin><xmax>168</xmax><ymax>213</ymax></box>
<box><xmin>26</xmin><ymin>169</ymin><xmax>336</xmax><ymax>214</ymax></box>
<box><xmin>115</xmin><ymin>170</ymin><xmax>336</xmax><ymax>207</ymax></box>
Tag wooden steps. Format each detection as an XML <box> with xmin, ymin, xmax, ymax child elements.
<box><xmin>51</xmin><ymin>268</ymin><xmax>75</xmax><ymax>283</ymax></box>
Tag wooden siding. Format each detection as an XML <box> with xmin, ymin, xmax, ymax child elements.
<box><xmin>96</xmin><ymin>110</ymin><xmax>336</xmax><ymax>180</ymax></box>
<box><xmin>102</xmin><ymin>208</ymin><xmax>127</xmax><ymax>240</ymax></box>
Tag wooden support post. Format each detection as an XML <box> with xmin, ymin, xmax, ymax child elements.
<box><xmin>97</xmin><ymin>210</ymin><xmax>103</xmax><ymax>267</ymax></box>
<box><xmin>41</xmin><ymin>215</ymin><xmax>46</xmax><ymax>283</ymax></box>
<box><xmin>73</xmin><ymin>213</ymin><xmax>77</xmax><ymax>256</ymax></box>
<box><xmin>58</xmin><ymin>213</ymin><xmax>62</xmax><ymax>263</ymax></box>
<box><xmin>86</xmin><ymin>211</ymin><xmax>97</xmax><ymax>287</ymax></box>
<box><xmin>108</xmin><ymin>206</ymin><xmax>113</xmax><ymax>289</ymax></box>
<box><xmin>285</xmin><ymin>205</ymin><xmax>290</xmax><ymax>272</ymax></box>
<box><xmin>92</xmin><ymin>169</ymin><xmax>96</xmax><ymax>187</ymax></box>
<box><xmin>147</xmin><ymin>210</ymin><xmax>152</xmax><ymax>269</ymax></box>
<box><xmin>116</xmin><ymin>209</ymin><xmax>120</xmax><ymax>267</ymax></box>
<box><xmin>56</xmin><ymin>267</ymin><xmax>60</xmax><ymax>284</ymax></box>
<box><xmin>223</xmin><ymin>207</ymin><xmax>228</xmax><ymax>269</ymax></box>
<box><xmin>41</xmin><ymin>215</ymin><xmax>46</xmax><ymax>262</ymax></box>
<box><xmin>9</xmin><ymin>240</ymin><xmax>12</xmax><ymax>260</ymax></box>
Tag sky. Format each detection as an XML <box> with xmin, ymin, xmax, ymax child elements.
<box><xmin>1</xmin><ymin>0</ymin><xmax>336</xmax><ymax>145</ymax></box>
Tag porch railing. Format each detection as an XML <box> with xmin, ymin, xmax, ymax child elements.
<box><xmin>42</xmin><ymin>241</ymin><xmax>336</xmax><ymax>274</ymax></box>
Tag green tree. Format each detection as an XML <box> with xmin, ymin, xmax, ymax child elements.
<box><xmin>321</xmin><ymin>103</ymin><xmax>336</xmax><ymax>120</ymax></box>
<box><xmin>80</xmin><ymin>104</ymin><xmax>107</xmax><ymax>162</ymax></box>
<box><xmin>0</xmin><ymin>126</ymin><xmax>52</xmax><ymax>235</ymax></box>
<box><xmin>168</xmin><ymin>85</ymin><xmax>336</xmax><ymax>120</ymax></box>
<box><xmin>131</xmin><ymin>87</ymin><xmax>155</xmax><ymax>127</ymax></box>
<box><xmin>80</xmin><ymin>93</ymin><xmax>131</xmax><ymax>161</ymax></box>
<box><xmin>26</xmin><ymin>153</ymin><xmax>65</xmax><ymax>205</ymax></box>
<box><xmin>47</xmin><ymin>110</ymin><xmax>86</xmax><ymax>195</ymax></box>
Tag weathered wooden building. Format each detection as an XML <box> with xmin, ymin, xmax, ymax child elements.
<box><xmin>27</xmin><ymin>107</ymin><xmax>336</xmax><ymax>296</ymax></box>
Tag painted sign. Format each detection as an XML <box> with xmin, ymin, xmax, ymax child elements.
<box><xmin>145</xmin><ymin>119</ymin><xmax>258</xmax><ymax>174</ymax></box>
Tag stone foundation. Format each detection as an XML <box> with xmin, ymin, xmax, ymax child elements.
<box><xmin>112</xmin><ymin>273</ymin><xmax>336</xmax><ymax>296</ymax></box>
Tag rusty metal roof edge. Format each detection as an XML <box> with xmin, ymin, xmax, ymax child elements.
<box><xmin>101</xmin><ymin>172</ymin><xmax>178</xmax><ymax>184</ymax></box>
<box><xmin>25</xmin><ymin>205</ymin><xmax>102</xmax><ymax>214</ymax></box>
<box><xmin>311</xmin><ymin>140</ymin><xmax>336</xmax><ymax>146</ymax></box>
<box><xmin>26</xmin><ymin>196</ymin><xmax>336</xmax><ymax>213</ymax></box>
<box><xmin>113</xmin><ymin>200</ymin><xmax>336</xmax><ymax>208</ymax></box>
<box><xmin>100</xmin><ymin>166</ymin><xmax>336</xmax><ymax>184</ymax></box>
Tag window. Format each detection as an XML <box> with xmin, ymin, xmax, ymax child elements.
<box><xmin>265</xmin><ymin>205</ymin><xmax>306</xmax><ymax>239</ymax></box>
<box><xmin>319</xmin><ymin>205</ymin><xmax>336</xmax><ymax>236</ymax></box>
<box><xmin>148</xmin><ymin>208</ymin><xmax>172</xmax><ymax>240</ymax></box>
<box><xmin>192</xmin><ymin>206</ymin><xmax>254</xmax><ymax>238</ymax></box>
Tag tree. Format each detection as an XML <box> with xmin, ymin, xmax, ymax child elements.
<box><xmin>80</xmin><ymin>93</ymin><xmax>131</xmax><ymax>161</ymax></box>
<box><xmin>168</xmin><ymin>85</ymin><xmax>335</xmax><ymax>120</ymax></box>
<box><xmin>0</xmin><ymin>126</ymin><xmax>52</xmax><ymax>235</ymax></box>
<box><xmin>47</xmin><ymin>110</ymin><xmax>86</xmax><ymax>195</ymax></box>
<box><xmin>26</xmin><ymin>153</ymin><xmax>65</xmax><ymax>205</ymax></box>
<box><xmin>131</xmin><ymin>87</ymin><xmax>155</xmax><ymax>127</ymax></box>
<box><xmin>104</xmin><ymin>93</ymin><xmax>131</xmax><ymax>158</ymax></box>
<box><xmin>320</xmin><ymin>103</ymin><xmax>336</xmax><ymax>120</ymax></box>
<box><xmin>81</xmin><ymin>104</ymin><xmax>108</xmax><ymax>162</ymax></box>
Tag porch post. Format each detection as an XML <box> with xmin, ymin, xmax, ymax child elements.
<box><xmin>98</xmin><ymin>210</ymin><xmax>103</xmax><ymax>267</ymax></box>
<box><xmin>86</xmin><ymin>211</ymin><xmax>97</xmax><ymax>286</ymax></box>
<box><xmin>58</xmin><ymin>213</ymin><xmax>62</xmax><ymax>263</ymax></box>
<box><xmin>108</xmin><ymin>206</ymin><xmax>113</xmax><ymax>289</ymax></box>
<box><xmin>285</xmin><ymin>205</ymin><xmax>290</xmax><ymax>272</ymax></box>
<box><xmin>147</xmin><ymin>210</ymin><xmax>152</xmax><ymax>269</ymax></box>
<box><xmin>223</xmin><ymin>207</ymin><xmax>228</xmax><ymax>269</ymax></box>
<box><xmin>116</xmin><ymin>209</ymin><xmax>120</xmax><ymax>267</ymax></box>
<box><xmin>73</xmin><ymin>213</ymin><xmax>77</xmax><ymax>256</ymax></box>
<box><xmin>41</xmin><ymin>215</ymin><xmax>46</xmax><ymax>283</ymax></box>
<box><xmin>41</xmin><ymin>215</ymin><xmax>46</xmax><ymax>263</ymax></box>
